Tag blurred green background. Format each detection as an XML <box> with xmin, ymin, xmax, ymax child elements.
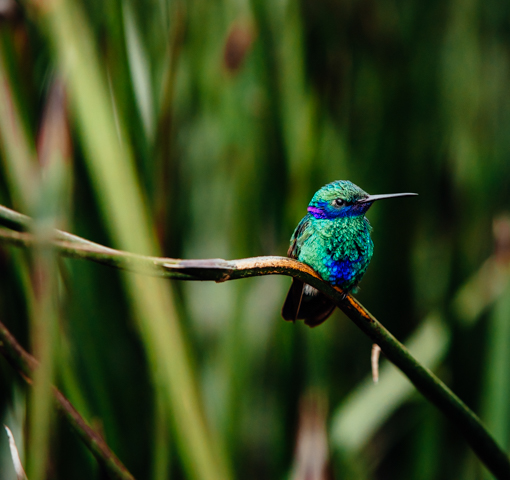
<box><xmin>1</xmin><ymin>0</ymin><xmax>510</xmax><ymax>478</ymax></box>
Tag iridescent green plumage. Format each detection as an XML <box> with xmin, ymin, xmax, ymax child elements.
<box><xmin>282</xmin><ymin>180</ymin><xmax>416</xmax><ymax>327</ymax></box>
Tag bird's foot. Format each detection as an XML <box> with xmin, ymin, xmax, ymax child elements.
<box><xmin>332</xmin><ymin>285</ymin><xmax>348</xmax><ymax>300</ymax></box>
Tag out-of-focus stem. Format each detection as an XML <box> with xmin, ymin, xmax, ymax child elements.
<box><xmin>0</xmin><ymin>319</ymin><xmax>135</xmax><ymax>480</ymax></box>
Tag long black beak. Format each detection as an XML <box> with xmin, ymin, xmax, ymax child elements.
<box><xmin>358</xmin><ymin>192</ymin><xmax>418</xmax><ymax>203</ymax></box>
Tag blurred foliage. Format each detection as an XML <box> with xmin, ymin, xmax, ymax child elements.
<box><xmin>0</xmin><ymin>0</ymin><xmax>510</xmax><ymax>478</ymax></box>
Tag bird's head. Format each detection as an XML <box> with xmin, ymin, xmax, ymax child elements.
<box><xmin>307</xmin><ymin>180</ymin><xmax>417</xmax><ymax>220</ymax></box>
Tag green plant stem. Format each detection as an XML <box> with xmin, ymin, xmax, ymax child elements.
<box><xmin>0</xmin><ymin>320</ymin><xmax>135</xmax><ymax>480</ymax></box>
<box><xmin>1</xmin><ymin>206</ymin><xmax>510</xmax><ymax>479</ymax></box>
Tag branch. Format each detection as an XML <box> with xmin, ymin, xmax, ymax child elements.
<box><xmin>1</xmin><ymin>204</ymin><xmax>510</xmax><ymax>479</ymax></box>
<box><xmin>0</xmin><ymin>320</ymin><xmax>135</xmax><ymax>480</ymax></box>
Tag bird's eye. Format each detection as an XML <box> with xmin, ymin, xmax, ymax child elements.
<box><xmin>333</xmin><ymin>198</ymin><xmax>345</xmax><ymax>208</ymax></box>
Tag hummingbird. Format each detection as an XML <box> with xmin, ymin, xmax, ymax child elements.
<box><xmin>282</xmin><ymin>180</ymin><xmax>417</xmax><ymax>327</ymax></box>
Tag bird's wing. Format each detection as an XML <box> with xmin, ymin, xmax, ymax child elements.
<box><xmin>283</xmin><ymin>215</ymin><xmax>311</xmax><ymax>322</ymax></box>
<box><xmin>283</xmin><ymin>215</ymin><xmax>336</xmax><ymax>326</ymax></box>
<box><xmin>287</xmin><ymin>215</ymin><xmax>312</xmax><ymax>258</ymax></box>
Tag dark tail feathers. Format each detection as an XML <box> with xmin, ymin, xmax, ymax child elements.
<box><xmin>281</xmin><ymin>279</ymin><xmax>336</xmax><ymax>327</ymax></box>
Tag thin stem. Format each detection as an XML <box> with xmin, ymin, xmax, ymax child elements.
<box><xmin>1</xmin><ymin>205</ymin><xmax>510</xmax><ymax>478</ymax></box>
<box><xmin>0</xmin><ymin>320</ymin><xmax>135</xmax><ymax>480</ymax></box>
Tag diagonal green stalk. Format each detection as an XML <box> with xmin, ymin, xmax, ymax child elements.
<box><xmin>0</xmin><ymin>216</ymin><xmax>509</xmax><ymax>479</ymax></box>
<box><xmin>0</xmin><ymin>319</ymin><xmax>135</xmax><ymax>480</ymax></box>
<box><xmin>26</xmin><ymin>1</ymin><xmax>232</xmax><ymax>480</ymax></box>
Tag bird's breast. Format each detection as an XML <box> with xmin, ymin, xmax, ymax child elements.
<box><xmin>298</xmin><ymin>217</ymin><xmax>373</xmax><ymax>290</ymax></box>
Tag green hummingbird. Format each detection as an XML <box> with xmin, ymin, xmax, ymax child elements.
<box><xmin>282</xmin><ymin>180</ymin><xmax>417</xmax><ymax>327</ymax></box>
